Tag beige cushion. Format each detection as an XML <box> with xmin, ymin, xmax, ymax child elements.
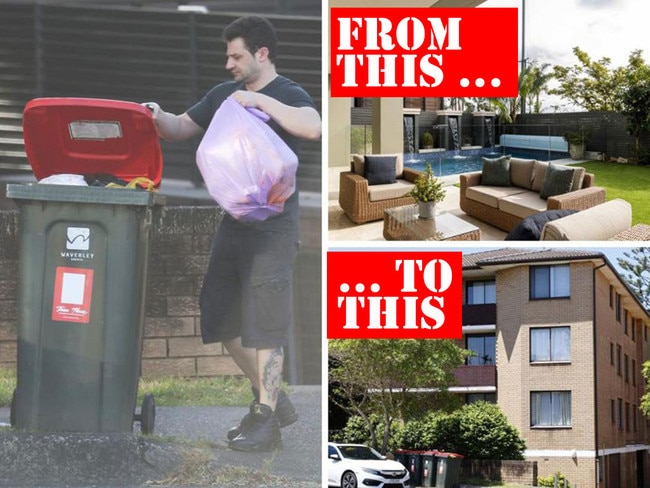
<box><xmin>540</xmin><ymin>199</ymin><xmax>632</xmax><ymax>240</ymax></box>
<box><xmin>570</xmin><ymin>166</ymin><xmax>586</xmax><ymax>191</ymax></box>
<box><xmin>352</xmin><ymin>153</ymin><xmax>405</xmax><ymax>178</ymax></box>
<box><xmin>499</xmin><ymin>190</ymin><xmax>549</xmax><ymax>219</ymax></box>
<box><xmin>466</xmin><ymin>185</ymin><xmax>527</xmax><ymax>209</ymax></box>
<box><xmin>530</xmin><ymin>160</ymin><xmax>549</xmax><ymax>192</ymax></box>
<box><xmin>509</xmin><ymin>158</ymin><xmax>536</xmax><ymax>189</ymax></box>
<box><xmin>367</xmin><ymin>179</ymin><xmax>414</xmax><ymax>202</ymax></box>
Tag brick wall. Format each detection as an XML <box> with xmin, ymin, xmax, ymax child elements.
<box><xmin>0</xmin><ymin>206</ymin><xmax>321</xmax><ymax>383</ymax></box>
<box><xmin>461</xmin><ymin>459</ymin><xmax>537</xmax><ymax>486</ymax></box>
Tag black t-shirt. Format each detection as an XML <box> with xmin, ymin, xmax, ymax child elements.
<box><xmin>187</xmin><ymin>76</ymin><xmax>316</xmax><ymax>233</ymax></box>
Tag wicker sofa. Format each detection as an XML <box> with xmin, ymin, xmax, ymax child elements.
<box><xmin>338</xmin><ymin>153</ymin><xmax>421</xmax><ymax>224</ymax></box>
<box><xmin>459</xmin><ymin>157</ymin><xmax>606</xmax><ymax>232</ymax></box>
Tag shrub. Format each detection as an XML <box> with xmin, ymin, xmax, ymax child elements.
<box><xmin>450</xmin><ymin>402</ymin><xmax>526</xmax><ymax>460</ymax></box>
<box><xmin>401</xmin><ymin>411</ymin><xmax>442</xmax><ymax>450</ymax></box>
<box><xmin>538</xmin><ymin>472</ymin><xmax>571</xmax><ymax>487</ymax></box>
<box><xmin>332</xmin><ymin>414</ymin><xmax>405</xmax><ymax>453</ymax></box>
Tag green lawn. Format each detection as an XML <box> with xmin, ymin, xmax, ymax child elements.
<box><xmin>575</xmin><ymin>161</ymin><xmax>650</xmax><ymax>225</ymax></box>
<box><xmin>0</xmin><ymin>368</ymin><xmax>252</xmax><ymax>408</ymax></box>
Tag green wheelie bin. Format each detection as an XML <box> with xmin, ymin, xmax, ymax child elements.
<box><xmin>8</xmin><ymin>97</ymin><xmax>163</xmax><ymax>433</ymax></box>
<box><xmin>435</xmin><ymin>452</ymin><xmax>464</xmax><ymax>488</ymax></box>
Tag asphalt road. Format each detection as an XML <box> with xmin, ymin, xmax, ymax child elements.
<box><xmin>0</xmin><ymin>385</ymin><xmax>322</xmax><ymax>487</ymax></box>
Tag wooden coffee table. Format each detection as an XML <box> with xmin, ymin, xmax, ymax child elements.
<box><xmin>383</xmin><ymin>205</ymin><xmax>481</xmax><ymax>241</ymax></box>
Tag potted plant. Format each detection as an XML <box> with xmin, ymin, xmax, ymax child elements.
<box><xmin>421</xmin><ymin>131</ymin><xmax>434</xmax><ymax>149</ymax></box>
<box><xmin>406</xmin><ymin>163</ymin><xmax>446</xmax><ymax>219</ymax></box>
<box><xmin>563</xmin><ymin>129</ymin><xmax>589</xmax><ymax>160</ymax></box>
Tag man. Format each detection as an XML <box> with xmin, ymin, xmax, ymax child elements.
<box><xmin>146</xmin><ymin>16</ymin><xmax>321</xmax><ymax>451</ymax></box>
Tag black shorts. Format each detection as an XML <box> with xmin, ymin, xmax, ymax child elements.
<box><xmin>199</xmin><ymin>217</ymin><xmax>299</xmax><ymax>349</ymax></box>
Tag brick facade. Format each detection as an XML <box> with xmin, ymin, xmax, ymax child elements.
<box><xmin>462</xmin><ymin>251</ymin><xmax>650</xmax><ymax>488</ymax></box>
<box><xmin>0</xmin><ymin>206</ymin><xmax>321</xmax><ymax>384</ymax></box>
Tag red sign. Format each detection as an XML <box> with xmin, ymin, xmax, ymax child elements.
<box><xmin>327</xmin><ymin>251</ymin><xmax>462</xmax><ymax>339</ymax></box>
<box><xmin>52</xmin><ymin>267</ymin><xmax>94</xmax><ymax>323</ymax></box>
<box><xmin>330</xmin><ymin>7</ymin><xmax>519</xmax><ymax>98</ymax></box>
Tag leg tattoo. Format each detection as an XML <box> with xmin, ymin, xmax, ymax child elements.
<box><xmin>262</xmin><ymin>347</ymin><xmax>284</xmax><ymax>406</ymax></box>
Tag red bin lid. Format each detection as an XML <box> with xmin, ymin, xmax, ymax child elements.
<box><xmin>22</xmin><ymin>97</ymin><xmax>162</xmax><ymax>186</ymax></box>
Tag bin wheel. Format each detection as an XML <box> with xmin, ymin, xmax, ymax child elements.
<box><xmin>341</xmin><ymin>470</ymin><xmax>358</xmax><ymax>488</ymax></box>
<box><xmin>139</xmin><ymin>393</ymin><xmax>156</xmax><ymax>435</ymax></box>
<box><xmin>10</xmin><ymin>388</ymin><xmax>16</xmax><ymax>427</ymax></box>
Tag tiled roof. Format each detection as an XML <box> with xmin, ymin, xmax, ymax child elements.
<box><xmin>463</xmin><ymin>248</ymin><xmax>604</xmax><ymax>269</ymax></box>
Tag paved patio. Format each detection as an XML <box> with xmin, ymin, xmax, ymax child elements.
<box><xmin>328</xmin><ymin>166</ymin><xmax>508</xmax><ymax>242</ymax></box>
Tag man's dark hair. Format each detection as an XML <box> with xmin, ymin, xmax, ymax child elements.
<box><xmin>224</xmin><ymin>16</ymin><xmax>278</xmax><ymax>63</ymax></box>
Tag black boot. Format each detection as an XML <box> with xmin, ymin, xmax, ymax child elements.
<box><xmin>228</xmin><ymin>403</ymin><xmax>281</xmax><ymax>452</ymax></box>
<box><xmin>227</xmin><ymin>389</ymin><xmax>298</xmax><ymax>441</ymax></box>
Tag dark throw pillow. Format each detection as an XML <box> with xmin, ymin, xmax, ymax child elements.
<box><xmin>539</xmin><ymin>164</ymin><xmax>576</xmax><ymax>199</ymax></box>
<box><xmin>364</xmin><ymin>155</ymin><xmax>397</xmax><ymax>185</ymax></box>
<box><xmin>505</xmin><ymin>209</ymin><xmax>578</xmax><ymax>241</ymax></box>
<box><xmin>481</xmin><ymin>155</ymin><xmax>511</xmax><ymax>186</ymax></box>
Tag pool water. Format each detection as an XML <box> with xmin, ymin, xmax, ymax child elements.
<box><xmin>404</xmin><ymin>148</ymin><xmax>570</xmax><ymax>177</ymax></box>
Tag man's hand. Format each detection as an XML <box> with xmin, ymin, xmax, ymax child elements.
<box><xmin>142</xmin><ymin>102</ymin><xmax>161</xmax><ymax>119</ymax></box>
<box><xmin>230</xmin><ymin>90</ymin><xmax>260</xmax><ymax>108</ymax></box>
<box><xmin>140</xmin><ymin>102</ymin><xmax>203</xmax><ymax>142</ymax></box>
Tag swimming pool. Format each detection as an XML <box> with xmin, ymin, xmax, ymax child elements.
<box><xmin>404</xmin><ymin>148</ymin><xmax>570</xmax><ymax>177</ymax></box>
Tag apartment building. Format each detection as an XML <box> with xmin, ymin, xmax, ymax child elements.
<box><xmin>459</xmin><ymin>248</ymin><xmax>650</xmax><ymax>488</ymax></box>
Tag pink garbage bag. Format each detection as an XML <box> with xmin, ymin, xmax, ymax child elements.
<box><xmin>196</xmin><ymin>97</ymin><xmax>298</xmax><ymax>221</ymax></box>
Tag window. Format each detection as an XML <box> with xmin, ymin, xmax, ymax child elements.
<box><xmin>617</xmin><ymin>345</ymin><xmax>622</xmax><ymax>376</ymax></box>
<box><xmin>531</xmin><ymin>391</ymin><xmax>571</xmax><ymax>427</ymax></box>
<box><xmin>611</xmin><ymin>399</ymin><xmax>615</xmax><ymax>424</ymax></box>
<box><xmin>609</xmin><ymin>285</ymin><xmax>613</xmax><ymax>308</ymax></box>
<box><xmin>466</xmin><ymin>280</ymin><xmax>496</xmax><ymax>304</ymax></box>
<box><xmin>530</xmin><ymin>265</ymin><xmax>570</xmax><ymax>299</ymax></box>
<box><xmin>618</xmin><ymin>398</ymin><xmax>623</xmax><ymax>431</ymax></box>
<box><xmin>625</xmin><ymin>354</ymin><xmax>629</xmax><ymax>383</ymax></box>
<box><xmin>610</xmin><ymin>343</ymin><xmax>614</xmax><ymax>365</ymax></box>
<box><xmin>624</xmin><ymin>310</ymin><xmax>629</xmax><ymax>335</ymax></box>
<box><xmin>467</xmin><ymin>334</ymin><xmax>496</xmax><ymax>365</ymax></box>
<box><xmin>633</xmin><ymin>359</ymin><xmax>637</xmax><ymax>386</ymax></box>
<box><xmin>467</xmin><ymin>393</ymin><xmax>496</xmax><ymax>404</ymax></box>
<box><xmin>616</xmin><ymin>293</ymin><xmax>622</xmax><ymax>322</ymax></box>
<box><xmin>531</xmin><ymin>327</ymin><xmax>570</xmax><ymax>362</ymax></box>
<box><xmin>626</xmin><ymin>402</ymin><xmax>630</xmax><ymax>432</ymax></box>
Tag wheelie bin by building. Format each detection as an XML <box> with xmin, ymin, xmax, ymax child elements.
<box><xmin>421</xmin><ymin>451</ymin><xmax>439</xmax><ymax>487</ymax></box>
<box><xmin>394</xmin><ymin>449</ymin><xmax>410</xmax><ymax>470</ymax></box>
<box><xmin>435</xmin><ymin>452</ymin><xmax>464</xmax><ymax>488</ymax></box>
<box><xmin>406</xmin><ymin>451</ymin><xmax>424</xmax><ymax>487</ymax></box>
<box><xmin>7</xmin><ymin>97</ymin><xmax>163</xmax><ymax>434</ymax></box>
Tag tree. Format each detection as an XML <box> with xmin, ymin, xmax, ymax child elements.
<box><xmin>551</xmin><ymin>48</ymin><xmax>650</xmax><ymax>112</ymax></box>
<box><xmin>525</xmin><ymin>61</ymin><xmax>553</xmax><ymax>114</ymax></box>
<box><xmin>640</xmin><ymin>362</ymin><xmax>650</xmax><ymax>417</ymax></box>
<box><xmin>622</xmin><ymin>80</ymin><xmax>650</xmax><ymax>162</ymax></box>
<box><xmin>328</xmin><ymin>339</ymin><xmax>466</xmax><ymax>453</ymax></box>
<box><xmin>617</xmin><ymin>248</ymin><xmax>650</xmax><ymax>311</ymax></box>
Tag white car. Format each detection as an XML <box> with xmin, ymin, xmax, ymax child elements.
<box><xmin>327</xmin><ymin>442</ymin><xmax>410</xmax><ymax>488</ymax></box>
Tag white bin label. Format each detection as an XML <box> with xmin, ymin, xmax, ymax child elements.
<box><xmin>52</xmin><ymin>267</ymin><xmax>94</xmax><ymax>323</ymax></box>
<box><xmin>68</xmin><ymin>120</ymin><xmax>122</xmax><ymax>140</ymax></box>
<box><xmin>66</xmin><ymin>227</ymin><xmax>90</xmax><ymax>251</ymax></box>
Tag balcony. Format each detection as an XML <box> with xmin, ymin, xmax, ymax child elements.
<box><xmin>453</xmin><ymin>364</ymin><xmax>497</xmax><ymax>388</ymax></box>
<box><xmin>463</xmin><ymin>303</ymin><xmax>496</xmax><ymax>326</ymax></box>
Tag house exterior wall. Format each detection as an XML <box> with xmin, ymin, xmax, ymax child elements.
<box><xmin>463</xmin><ymin>256</ymin><xmax>650</xmax><ymax>488</ymax></box>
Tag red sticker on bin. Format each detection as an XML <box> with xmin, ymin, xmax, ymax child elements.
<box><xmin>327</xmin><ymin>251</ymin><xmax>462</xmax><ymax>339</ymax></box>
<box><xmin>330</xmin><ymin>7</ymin><xmax>518</xmax><ymax>98</ymax></box>
<box><xmin>52</xmin><ymin>267</ymin><xmax>94</xmax><ymax>323</ymax></box>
